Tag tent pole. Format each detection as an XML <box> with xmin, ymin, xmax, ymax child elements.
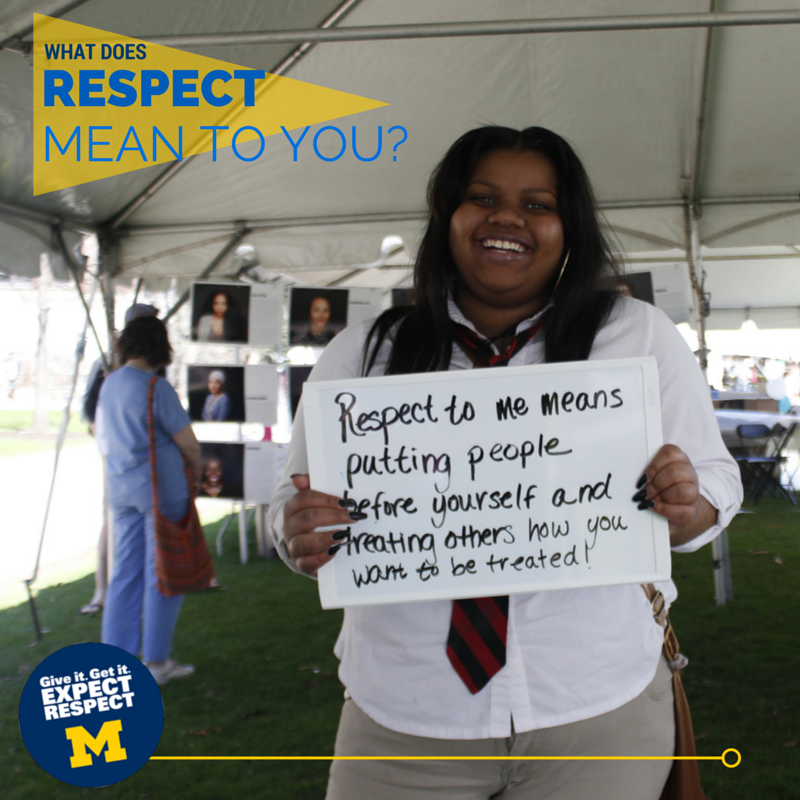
<box><xmin>0</xmin><ymin>0</ymin><xmax>93</xmax><ymax>51</ymax></box>
<box><xmin>116</xmin><ymin>193</ymin><xmax>800</xmax><ymax>238</ymax></box>
<box><xmin>0</xmin><ymin>201</ymin><xmax>95</xmax><ymax>233</ymax></box>
<box><xmin>685</xmin><ymin>203</ymin><xmax>709</xmax><ymax>379</ymax></box>
<box><xmin>163</xmin><ymin>228</ymin><xmax>250</xmax><ymax>322</ymax></box>
<box><xmin>121</xmin><ymin>211</ymin><xmax>426</xmax><ymax>236</ymax></box>
<box><xmin>7</xmin><ymin>8</ymin><xmax>800</xmax><ymax>56</ymax></box>
<box><xmin>681</xmin><ymin>3</ymin><xmax>713</xmax><ymax>381</ymax></box>
<box><xmin>97</xmin><ymin>233</ymin><xmax>118</xmax><ymax>361</ymax></box>
<box><xmin>684</xmin><ymin>0</ymin><xmax>717</xmax><ymax>208</ymax></box>
<box><xmin>55</xmin><ymin>226</ymin><xmax>110</xmax><ymax>372</ymax></box>
<box><xmin>24</xmin><ymin>276</ymin><xmax>99</xmax><ymax>641</ymax></box>
<box><xmin>136</xmin><ymin>10</ymin><xmax>800</xmax><ymax>49</ymax></box>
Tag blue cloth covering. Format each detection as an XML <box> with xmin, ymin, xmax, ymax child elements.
<box><xmin>97</xmin><ymin>365</ymin><xmax>191</xmax><ymax>507</ymax></box>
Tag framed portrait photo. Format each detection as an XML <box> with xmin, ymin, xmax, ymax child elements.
<box><xmin>289</xmin><ymin>287</ymin><xmax>349</xmax><ymax>347</ymax></box>
<box><xmin>191</xmin><ymin>282</ymin><xmax>250</xmax><ymax>344</ymax></box>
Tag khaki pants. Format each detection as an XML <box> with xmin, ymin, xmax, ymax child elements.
<box><xmin>327</xmin><ymin>656</ymin><xmax>674</xmax><ymax>800</ymax></box>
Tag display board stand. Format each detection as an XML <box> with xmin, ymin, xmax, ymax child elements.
<box><xmin>214</xmin><ymin>502</ymin><xmax>254</xmax><ymax>564</ymax></box>
<box><xmin>254</xmin><ymin>504</ymin><xmax>275</xmax><ymax>558</ymax></box>
<box><xmin>712</xmin><ymin>529</ymin><xmax>733</xmax><ymax>606</ymax></box>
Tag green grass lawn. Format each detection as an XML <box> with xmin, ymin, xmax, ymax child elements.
<box><xmin>0</xmin><ymin>517</ymin><xmax>343</xmax><ymax>800</ymax></box>
<box><xmin>669</xmin><ymin>498</ymin><xmax>800</xmax><ymax>799</ymax></box>
<box><xmin>0</xmin><ymin>410</ymin><xmax>91</xmax><ymax>458</ymax></box>
<box><xmin>0</xmin><ymin>410</ymin><xmax>87</xmax><ymax>434</ymax></box>
<box><xmin>1</xmin><ymin>500</ymin><xmax>798</xmax><ymax>799</ymax></box>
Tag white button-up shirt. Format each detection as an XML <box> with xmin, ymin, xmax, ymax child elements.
<box><xmin>267</xmin><ymin>297</ymin><xmax>742</xmax><ymax>740</ymax></box>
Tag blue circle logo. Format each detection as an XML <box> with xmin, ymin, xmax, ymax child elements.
<box><xmin>19</xmin><ymin>643</ymin><xmax>164</xmax><ymax>787</ymax></box>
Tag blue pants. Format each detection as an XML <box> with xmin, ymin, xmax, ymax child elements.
<box><xmin>102</xmin><ymin>496</ymin><xmax>188</xmax><ymax>663</ymax></box>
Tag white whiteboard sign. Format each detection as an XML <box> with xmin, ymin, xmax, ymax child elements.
<box><xmin>303</xmin><ymin>357</ymin><xmax>670</xmax><ymax>609</ymax></box>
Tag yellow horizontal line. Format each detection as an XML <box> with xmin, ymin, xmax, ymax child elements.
<box><xmin>150</xmin><ymin>755</ymin><xmax>724</xmax><ymax>762</ymax></box>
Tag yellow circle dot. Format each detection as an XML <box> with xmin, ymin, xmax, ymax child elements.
<box><xmin>722</xmin><ymin>748</ymin><xmax>741</xmax><ymax>768</ymax></box>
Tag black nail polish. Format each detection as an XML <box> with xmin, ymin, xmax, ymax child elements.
<box><xmin>632</xmin><ymin>488</ymin><xmax>648</xmax><ymax>503</ymax></box>
<box><xmin>327</xmin><ymin>545</ymin><xmax>341</xmax><ymax>556</ymax></box>
<box><xmin>337</xmin><ymin>498</ymin><xmax>356</xmax><ymax>508</ymax></box>
<box><xmin>332</xmin><ymin>529</ymin><xmax>350</xmax><ymax>541</ymax></box>
<box><xmin>349</xmin><ymin>511</ymin><xmax>368</xmax><ymax>521</ymax></box>
<box><xmin>637</xmin><ymin>499</ymin><xmax>656</xmax><ymax>510</ymax></box>
<box><xmin>290</xmin><ymin>473</ymin><xmax>301</xmax><ymax>479</ymax></box>
<box><xmin>636</xmin><ymin>473</ymin><xmax>648</xmax><ymax>489</ymax></box>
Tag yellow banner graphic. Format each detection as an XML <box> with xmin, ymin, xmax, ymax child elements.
<box><xmin>32</xmin><ymin>14</ymin><xmax>388</xmax><ymax>195</ymax></box>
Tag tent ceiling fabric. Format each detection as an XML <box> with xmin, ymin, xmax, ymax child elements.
<box><xmin>0</xmin><ymin>0</ymin><xmax>348</xmax><ymax>224</ymax></box>
<box><xmin>0</xmin><ymin>0</ymin><xmax>798</xmax><ymax>323</ymax></box>
<box><xmin>119</xmin><ymin>219</ymin><xmax>422</xmax><ymax>280</ymax></box>
<box><xmin>0</xmin><ymin>216</ymin><xmax>83</xmax><ymax>279</ymax></box>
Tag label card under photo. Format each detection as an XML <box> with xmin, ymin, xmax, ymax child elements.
<box><xmin>248</xmin><ymin>285</ymin><xmax>283</xmax><ymax>347</ymax></box>
<box><xmin>302</xmin><ymin>357</ymin><xmax>670</xmax><ymax>609</ymax></box>
<box><xmin>244</xmin><ymin>441</ymin><xmax>285</xmax><ymax>504</ymax></box>
<box><xmin>346</xmin><ymin>287</ymin><xmax>383</xmax><ymax>327</ymax></box>
<box><xmin>244</xmin><ymin>364</ymin><xmax>279</xmax><ymax>424</ymax></box>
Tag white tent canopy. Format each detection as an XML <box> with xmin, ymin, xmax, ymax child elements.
<box><xmin>1</xmin><ymin>0</ymin><xmax>799</xmax><ymax>334</ymax></box>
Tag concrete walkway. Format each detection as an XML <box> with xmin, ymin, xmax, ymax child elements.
<box><xmin>0</xmin><ymin>442</ymin><xmax>103</xmax><ymax>597</ymax></box>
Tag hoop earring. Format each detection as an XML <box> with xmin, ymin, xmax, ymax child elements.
<box><xmin>551</xmin><ymin>248</ymin><xmax>571</xmax><ymax>297</ymax></box>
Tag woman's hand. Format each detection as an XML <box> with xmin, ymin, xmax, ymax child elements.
<box><xmin>283</xmin><ymin>475</ymin><xmax>362</xmax><ymax>577</ymax></box>
<box><xmin>634</xmin><ymin>444</ymin><xmax>718</xmax><ymax>547</ymax></box>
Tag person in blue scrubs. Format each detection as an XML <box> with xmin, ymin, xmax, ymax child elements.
<box><xmin>96</xmin><ymin>316</ymin><xmax>201</xmax><ymax>686</ymax></box>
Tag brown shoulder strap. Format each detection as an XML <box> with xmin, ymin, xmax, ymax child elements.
<box><xmin>147</xmin><ymin>375</ymin><xmax>160</xmax><ymax>510</ymax></box>
<box><xmin>642</xmin><ymin>583</ymin><xmax>682</xmax><ymax>666</ymax></box>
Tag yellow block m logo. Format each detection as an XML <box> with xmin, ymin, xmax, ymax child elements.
<box><xmin>65</xmin><ymin>720</ymin><xmax>127</xmax><ymax>768</ymax></box>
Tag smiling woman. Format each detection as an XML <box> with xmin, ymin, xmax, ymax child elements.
<box><xmin>267</xmin><ymin>125</ymin><xmax>743</xmax><ymax>800</ymax></box>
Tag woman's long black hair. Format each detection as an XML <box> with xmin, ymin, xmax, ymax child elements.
<box><xmin>363</xmin><ymin>126</ymin><xmax>620</xmax><ymax>376</ymax></box>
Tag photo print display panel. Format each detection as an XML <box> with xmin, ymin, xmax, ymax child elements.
<box><xmin>191</xmin><ymin>282</ymin><xmax>250</xmax><ymax>344</ymax></box>
<box><xmin>289</xmin><ymin>287</ymin><xmax>349</xmax><ymax>347</ymax></box>
<box><xmin>188</xmin><ymin>365</ymin><xmax>246</xmax><ymax>423</ymax></box>
<box><xmin>600</xmin><ymin>266</ymin><xmax>694</xmax><ymax>325</ymax></box>
<box><xmin>289</xmin><ymin>366</ymin><xmax>313</xmax><ymax>421</ymax></box>
<box><xmin>600</xmin><ymin>272</ymin><xmax>655</xmax><ymax>305</ymax></box>
<box><xmin>391</xmin><ymin>287</ymin><xmax>415</xmax><ymax>307</ymax></box>
<box><xmin>187</xmin><ymin>365</ymin><xmax>278</xmax><ymax>425</ymax></box>
<box><xmin>199</xmin><ymin>442</ymin><xmax>244</xmax><ymax>500</ymax></box>
<box><xmin>302</xmin><ymin>357</ymin><xmax>670</xmax><ymax>609</ymax></box>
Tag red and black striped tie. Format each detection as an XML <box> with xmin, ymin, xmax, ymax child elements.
<box><xmin>446</xmin><ymin>317</ymin><xmax>544</xmax><ymax>694</ymax></box>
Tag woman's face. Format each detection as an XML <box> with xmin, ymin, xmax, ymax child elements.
<box><xmin>203</xmin><ymin>458</ymin><xmax>223</xmax><ymax>485</ymax></box>
<box><xmin>309</xmin><ymin>297</ymin><xmax>332</xmax><ymax>331</ymax></box>
<box><xmin>212</xmin><ymin>293</ymin><xmax>228</xmax><ymax>317</ymax></box>
<box><xmin>448</xmin><ymin>148</ymin><xmax>564</xmax><ymax>322</ymax></box>
<box><xmin>208</xmin><ymin>376</ymin><xmax>223</xmax><ymax>395</ymax></box>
